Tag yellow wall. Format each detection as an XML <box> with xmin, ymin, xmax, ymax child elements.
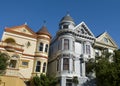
<box><xmin>0</xmin><ymin>76</ymin><xmax>26</xmax><ymax>86</ymax></box>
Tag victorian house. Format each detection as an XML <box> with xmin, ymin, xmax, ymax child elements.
<box><xmin>0</xmin><ymin>24</ymin><xmax>51</xmax><ymax>86</ymax></box>
<box><xmin>48</xmin><ymin>14</ymin><xmax>118</xmax><ymax>86</ymax></box>
<box><xmin>48</xmin><ymin>14</ymin><xmax>95</xmax><ymax>86</ymax></box>
<box><xmin>94</xmin><ymin>32</ymin><xmax>118</xmax><ymax>57</ymax></box>
<box><xmin>0</xmin><ymin>14</ymin><xmax>118</xmax><ymax>86</ymax></box>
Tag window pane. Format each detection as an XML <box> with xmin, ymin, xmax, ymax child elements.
<box><xmin>9</xmin><ymin>60</ymin><xmax>17</xmax><ymax>68</ymax></box>
<box><xmin>63</xmin><ymin>58</ymin><xmax>69</xmax><ymax>70</ymax></box>
<box><xmin>66</xmin><ymin>79</ymin><xmax>72</xmax><ymax>86</ymax></box>
<box><xmin>64</xmin><ymin>39</ymin><xmax>69</xmax><ymax>50</ymax></box>
<box><xmin>63</xmin><ymin>25</ymin><xmax>68</xmax><ymax>28</ymax></box>
<box><xmin>45</xmin><ymin>44</ymin><xmax>48</xmax><ymax>53</ymax></box>
<box><xmin>57</xmin><ymin>60</ymin><xmax>59</xmax><ymax>71</ymax></box>
<box><xmin>36</xmin><ymin>61</ymin><xmax>41</xmax><ymax>72</ymax></box>
<box><xmin>39</xmin><ymin>43</ymin><xmax>43</xmax><ymax>51</ymax></box>
<box><xmin>58</xmin><ymin>40</ymin><xmax>62</xmax><ymax>50</ymax></box>
<box><xmin>22</xmin><ymin>62</ymin><xmax>28</xmax><ymax>66</ymax></box>
<box><xmin>42</xmin><ymin>62</ymin><xmax>46</xmax><ymax>72</ymax></box>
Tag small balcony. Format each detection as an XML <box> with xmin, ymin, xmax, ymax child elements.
<box><xmin>0</xmin><ymin>41</ymin><xmax>24</xmax><ymax>52</ymax></box>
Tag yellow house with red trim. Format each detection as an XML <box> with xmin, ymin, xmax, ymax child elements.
<box><xmin>0</xmin><ymin>24</ymin><xmax>51</xmax><ymax>86</ymax></box>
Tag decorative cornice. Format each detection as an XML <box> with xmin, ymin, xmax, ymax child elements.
<box><xmin>57</xmin><ymin>29</ymin><xmax>95</xmax><ymax>41</ymax></box>
<box><xmin>5</xmin><ymin>29</ymin><xmax>37</xmax><ymax>38</ymax></box>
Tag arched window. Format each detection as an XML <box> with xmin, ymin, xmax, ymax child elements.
<box><xmin>35</xmin><ymin>61</ymin><xmax>41</xmax><ymax>72</ymax></box>
<box><xmin>42</xmin><ymin>62</ymin><xmax>46</xmax><ymax>72</ymax></box>
<box><xmin>39</xmin><ymin>42</ymin><xmax>43</xmax><ymax>51</ymax></box>
<box><xmin>4</xmin><ymin>38</ymin><xmax>16</xmax><ymax>44</ymax></box>
<box><xmin>45</xmin><ymin>44</ymin><xmax>48</xmax><ymax>53</ymax></box>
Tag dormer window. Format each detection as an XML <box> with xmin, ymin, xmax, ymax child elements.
<box><xmin>63</xmin><ymin>25</ymin><xmax>69</xmax><ymax>29</ymax></box>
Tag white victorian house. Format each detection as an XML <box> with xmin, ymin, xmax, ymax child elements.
<box><xmin>48</xmin><ymin>14</ymin><xmax>96</xmax><ymax>86</ymax></box>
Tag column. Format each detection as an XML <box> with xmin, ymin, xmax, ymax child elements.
<box><xmin>61</xmin><ymin>76</ymin><xmax>66</xmax><ymax>86</ymax></box>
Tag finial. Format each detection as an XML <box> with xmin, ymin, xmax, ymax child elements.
<box><xmin>24</xmin><ymin>22</ymin><xmax>27</xmax><ymax>25</ymax></box>
<box><xmin>43</xmin><ymin>20</ymin><xmax>46</xmax><ymax>26</ymax></box>
<box><xmin>66</xmin><ymin>11</ymin><xmax>70</xmax><ymax>16</ymax></box>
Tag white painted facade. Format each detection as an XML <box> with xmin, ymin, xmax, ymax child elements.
<box><xmin>48</xmin><ymin>14</ymin><xmax>96</xmax><ymax>86</ymax></box>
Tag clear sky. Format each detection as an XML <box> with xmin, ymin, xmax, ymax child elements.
<box><xmin>0</xmin><ymin>0</ymin><xmax>120</xmax><ymax>48</ymax></box>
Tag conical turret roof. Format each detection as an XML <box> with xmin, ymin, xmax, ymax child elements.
<box><xmin>36</xmin><ymin>26</ymin><xmax>51</xmax><ymax>38</ymax></box>
<box><xmin>60</xmin><ymin>14</ymin><xmax>75</xmax><ymax>23</ymax></box>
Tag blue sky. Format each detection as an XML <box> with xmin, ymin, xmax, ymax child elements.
<box><xmin>0</xmin><ymin>0</ymin><xmax>120</xmax><ymax>47</ymax></box>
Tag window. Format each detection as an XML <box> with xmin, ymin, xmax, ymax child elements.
<box><xmin>58</xmin><ymin>40</ymin><xmax>62</xmax><ymax>50</ymax></box>
<box><xmin>9</xmin><ymin>60</ymin><xmax>17</xmax><ymax>68</ymax></box>
<box><xmin>57</xmin><ymin>59</ymin><xmax>59</xmax><ymax>71</ymax></box>
<box><xmin>64</xmin><ymin>39</ymin><xmax>69</xmax><ymax>50</ymax></box>
<box><xmin>66</xmin><ymin>79</ymin><xmax>72</xmax><ymax>86</ymax></box>
<box><xmin>9</xmin><ymin>55</ymin><xmax>19</xmax><ymax>68</ymax></box>
<box><xmin>45</xmin><ymin>44</ymin><xmax>48</xmax><ymax>53</ymax></box>
<box><xmin>35</xmin><ymin>61</ymin><xmax>41</xmax><ymax>72</ymax></box>
<box><xmin>22</xmin><ymin>62</ymin><xmax>28</xmax><ymax>66</ymax></box>
<box><xmin>21</xmin><ymin>60</ymin><xmax>29</xmax><ymax>67</ymax></box>
<box><xmin>39</xmin><ymin>42</ymin><xmax>43</xmax><ymax>51</ymax></box>
<box><xmin>63</xmin><ymin>25</ymin><xmax>68</xmax><ymax>29</ymax></box>
<box><xmin>4</xmin><ymin>38</ymin><xmax>16</xmax><ymax>44</ymax></box>
<box><xmin>63</xmin><ymin>58</ymin><xmax>69</xmax><ymax>70</ymax></box>
<box><xmin>42</xmin><ymin>62</ymin><xmax>46</xmax><ymax>72</ymax></box>
<box><xmin>86</xmin><ymin>45</ymin><xmax>91</xmax><ymax>54</ymax></box>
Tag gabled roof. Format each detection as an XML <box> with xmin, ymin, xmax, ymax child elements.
<box><xmin>36</xmin><ymin>26</ymin><xmax>52</xmax><ymax>38</ymax></box>
<box><xmin>74</xmin><ymin>22</ymin><xmax>95</xmax><ymax>38</ymax></box>
<box><xmin>5</xmin><ymin>24</ymin><xmax>37</xmax><ymax>38</ymax></box>
<box><xmin>96</xmin><ymin>32</ymin><xmax>118</xmax><ymax>49</ymax></box>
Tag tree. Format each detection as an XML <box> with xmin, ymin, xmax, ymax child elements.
<box><xmin>0</xmin><ymin>52</ymin><xmax>9</xmax><ymax>74</ymax></box>
<box><xmin>30</xmin><ymin>73</ymin><xmax>58</xmax><ymax>86</ymax></box>
<box><xmin>72</xmin><ymin>76</ymin><xmax>79</xmax><ymax>86</ymax></box>
<box><xmin>86</xmin><ymin>50</ymin><xmax>120</xmax><ymax>86</ymax></box>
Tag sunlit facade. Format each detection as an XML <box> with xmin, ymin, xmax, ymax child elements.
<box><xmin>48</xmin><ymin>14</ymin><xmax>118</xmax><ymax>86</ymax></box>
<box><xmin>0</xmin><ymin>24</ymin><xmax>51</xmax><ymax>81</ymax></box>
